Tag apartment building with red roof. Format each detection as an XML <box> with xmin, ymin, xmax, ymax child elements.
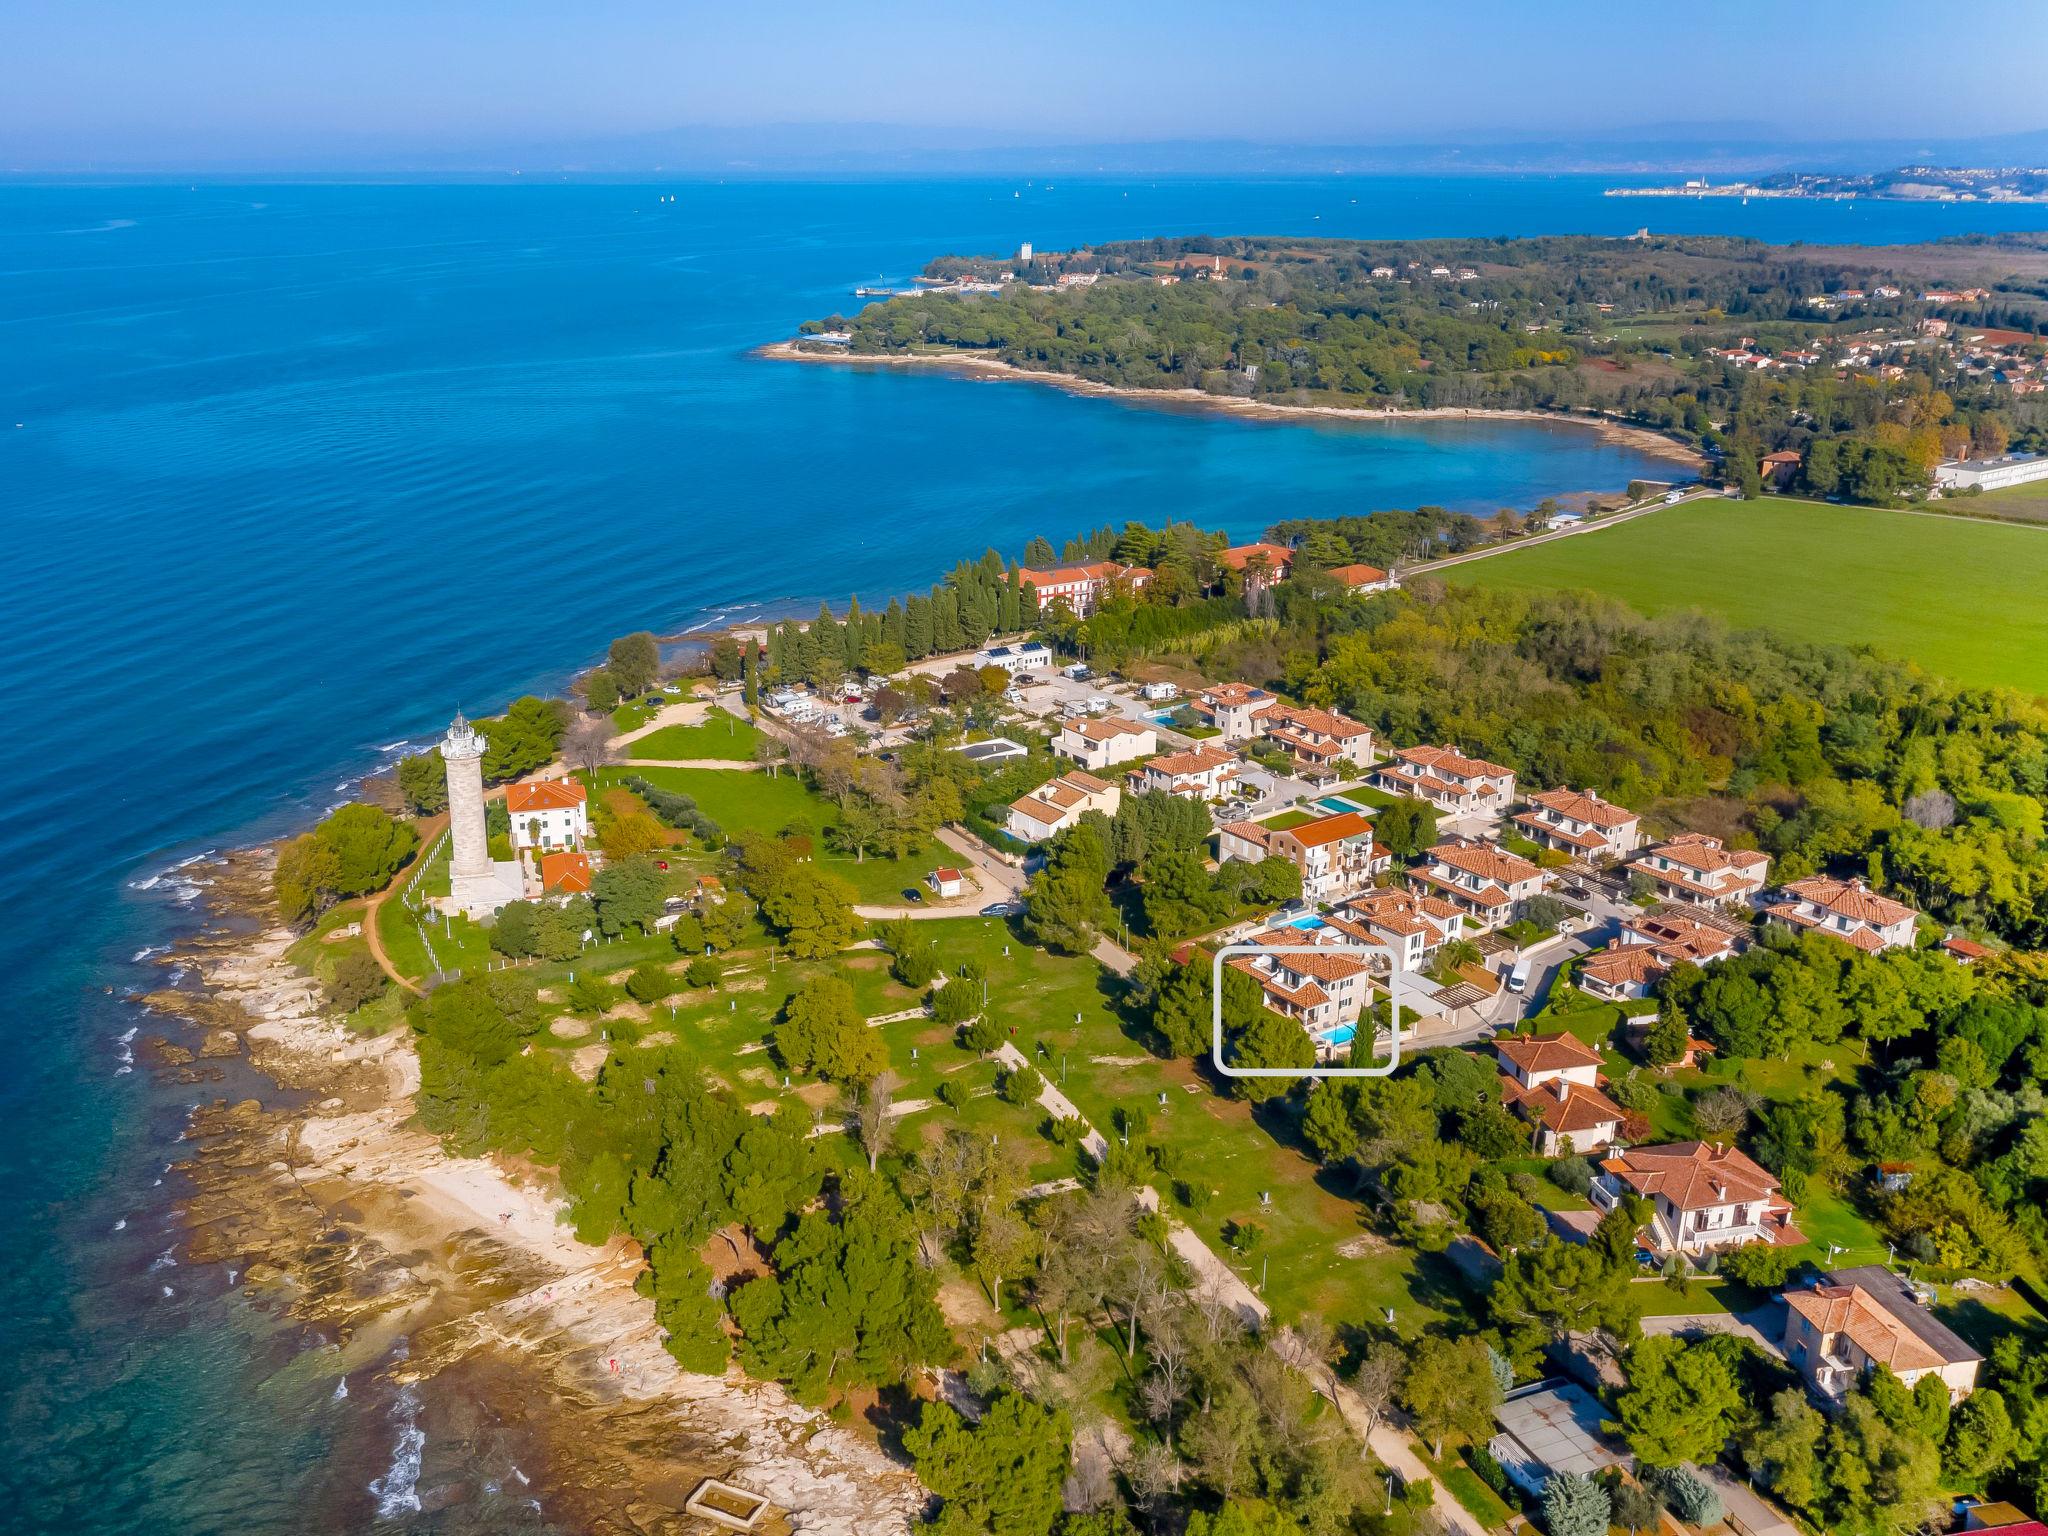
<box><xmin>1129</xmin><ymin>744</ymin><xmax>1240</xmax><ymax>801</ymax></box>
<box><xmin>1017</xmin><ymin>560</ymin><xmax>1152</xmax><ymax>617</ymax></box>
<box><xmin>1260</xmin><ymin>704</ymin><xmax>1376</xmax><ymax>772</ymax></box>
<box><xmin>1408</xmin><ymin>838</ymin><xmax>1550</xmax><ymax>931</ymax></box>
<box><xmin>1371</xmin><ymin>744</ymin><xmax>1517</xmax><ymax>818</ymax></box>
<box><xmin>1216</xmin><ymin>808</ymin><xmax>1390</xmax><ymax>902</ymax></box>
<box><xmin>1764</xmin><ymin>875</ymin><xmax>1920</xmax><ymax>953</ymax></box>
<box><xmin>1512</xmin><ymin>787</ymin><xmax>1642</xmax><ymax>861</ymax></box>
<box><xmin>1194</xmin><ymin>681</ymin><xmax>1278</xmax><ymax>742</ymax></box>
<box><xmin>1053</xmin><ymin>714</ymin><xmax>1156</xmax><ymax>772</ymax></box>
<box><xmin>1627</xmin><ymin>833</ymin><xmax>1769</xmax><ymax>908</ymax></box>
<box><xmin>1333</xmin><ymin>888</ymin><xmax>1465</xmax><ymax>972</ymax></box>
<box><xmin>507</xmin><ymin>777</ymin><xmax>591</xmax><ymax>860</ymax></box>
<box><xmin>1782</xmin><ymin>1265</ymin><xmax>1981</xmax><ymax>1405</ymax></box>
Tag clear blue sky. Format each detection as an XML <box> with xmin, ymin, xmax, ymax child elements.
<box><xmin>6</xmin><ymin>0</ymin><xmax>2047</xmax><ymax>167</ymax></box>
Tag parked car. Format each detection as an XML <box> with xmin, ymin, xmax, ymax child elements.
<box><xmin>902</xmin><ymin>887</ymin><xmax>924</xmax><ymax>904</ymax></box>
<box><xmin>980</xmin><ymin>900</ymin><xmax>1025</xmax><ymax>918</ymax></box>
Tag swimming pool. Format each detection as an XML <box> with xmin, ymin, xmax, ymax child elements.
<box><xmin>1317</xmin><ymin>1023</ymin><xmax>1357</xmax><ymax>1046</ymax></box>
<box><xmin>1317</xmin><ymin>796</ymin><xmax>1364</xmax><ymax>814</ymax></box>
<box><xmin>1148</xmin><ymin>709</ymin><xmax>1183</xmax><ymax>726</ymax></box>
<box><xmin>1286</xmin><ymin>915</ymin><xmax>1326</xmax><ymax>931</ymax></box>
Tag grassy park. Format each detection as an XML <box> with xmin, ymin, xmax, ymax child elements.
<box><xmin>621</xmin><ymin>715</ymin><xmax>762</xmax><ymax>761</ymax></box>
<box><xmin>1446</xmin><ymin>497</ymin><xmax>2048</xmax><ymax>695</ymax></box>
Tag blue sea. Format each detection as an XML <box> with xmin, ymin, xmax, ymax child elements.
<box><xmin>4</xmin><ymin>175</ymin><xmax>2044</xmax><ymax>1531</ymax></box>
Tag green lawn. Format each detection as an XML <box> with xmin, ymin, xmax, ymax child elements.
<box><xmin>1259</xmin><ymin>809</ymin><xmax>1319</xmax><ymax>831</ymax></box>
<box><xmin>621</xmin><ymin>766</ymin><xmax>954</xmax><ymax>904</ymax></box>
<box><xmin>1446</xmin><ymin>497</ymin><xmax>2048</xmax><ymax>696</ymax></box>
<box><xmin>623</xmin><ymin>716</ymin><xmax>761</xmax><ymax>761</ymax></box>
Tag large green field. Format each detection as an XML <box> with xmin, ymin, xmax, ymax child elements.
<box><xmin>1444</xmin><ymin>498</ymin><xmax>2048</xmax><ymax>696</ymax></box>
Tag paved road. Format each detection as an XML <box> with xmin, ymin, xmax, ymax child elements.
<box><xmin>1409</xmin><ymin>489</ymin><xmax>1721</xmax><ymax>578</ymax></box>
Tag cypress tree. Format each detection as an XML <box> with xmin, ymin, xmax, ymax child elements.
<box><xmin>904</xmin><ymin>594</ymin><xmax>933</xmax><ymax>658</ymax></box>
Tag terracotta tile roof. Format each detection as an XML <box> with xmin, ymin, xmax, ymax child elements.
<box><xmin>1066</xmin><ymin>715</ymin><xmax>1152</xmax><ymax>741</ymax></box>
<box><xmin>1063</xmin><ymin>769</ymin><xmax>1111</xmax><ymax>792</ymax></box>
<box><xmin>1218</xmin><ymin>542</ymin><xmax>1296</xmax><ymax>572</ymax></box>
<box><xmin>1200</xmin><ymin>682</ymin><xmax>1275</xmax><ymax>709</ymax></box>
<box><xmin>1144</xmin><ymin>745</ymin><xmax>1239</xmax><ymax>778</ymax></box>
<box><xmin>1328</xmin><ymin>563</ymin><xmax>1390</xmax><ymax>587</ymax></box>
<box><xmin>1942</xmin><ymin>937</ymin><xmax>1992</xmax><ymax>961</ymax></box>
<box><xmin>508</xmin><ymin>778</ymin><xmax>588</xmax><ymax>812</ymax></box>
<box><xmin>1601</xmin><ymin>1141</ymin><xmax>1780</xmax><ymax>1211</ymax></box>
<box><xmin>1579</xmin><ymin>946</ymin><xmax>1668</xmax><ymax>988</ymax></box>
<box><xmin>1019</xmin><ymin>560</ymin><xmax>1148</xmax><ymax>587</ymax></box>
<box><xmin>1783</xmin><ymin>1284</ymin><xmax>1951</xmax><ymax>1372</ymax></box>
<box><xmin>540</xmin><ymin>850</ymin><xmax>592</xmax><ymax>893</ymax></box>
<box><xmin>1267</xmin><ymin>704</ymin><xmax>1371</xmax><ymax>740</ymax></box>
<box><xmin>1777</xmin><ymin>876</ymin><xmax>1919</xmax><ymax>929</ymax></box>
<box><xmin>1645</xmin><ymin>834</ymin><xmax>1769</xmax><ymax>877</ymax></box>
<box><xmin>1286</xmin><ymin>810</ymin><xmax>1378</xmax><ymax>848</ymax></box>
<box><xmin>1008</xmin><ymin>796</ymin><xmax>1065</xmax><ymax>826</ymax></box>
<box><xmin>1522</xmin><ymin>787</ymin><xmax>1637</xmax><ymax>830</ymax></box>
<box><xmin>1219</xmin><ymin>819</ymin><xmax>1277</xmax><ymax>852</ymax></box>
<box><xmin>1394</xmin><ymin>743</ymin><xmax>1514</xmax><ymax>781</ymax></box>
<box><xmin>1495</xmin><ymin>1031</ymin><xmax>1605</xmax><ymax>1075</ymax></box>
<box><xmin>1503</xmin><ymin>1074</ymin><xmax>1627</xmax><ymax>1135</ymax></box>
<box><xmin>1425</xmin><ymin>841</ymin><xmax>1542</xmax><ymax>887</ymax></box>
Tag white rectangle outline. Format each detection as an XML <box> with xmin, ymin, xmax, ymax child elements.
<box><xmin>1211</xmin><ymin>941</ymin><xmax>1405</xmax><ymax>1079</ymax></box>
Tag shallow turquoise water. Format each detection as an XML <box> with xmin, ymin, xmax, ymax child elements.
<box><xmin>3</xmin><ymin>175</ymin><xmax>2041</xmax><ymax>1532</ymax></box>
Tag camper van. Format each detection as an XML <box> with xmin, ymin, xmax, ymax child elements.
<box><xmin>1506</xmin><ymin>957</ymin><xmax>1534</xmax><ymax>994</ymax></box>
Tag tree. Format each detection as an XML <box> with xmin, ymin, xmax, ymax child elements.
<box><xmin>480</xmin><ymin>696</ymin><xmax>568</xmax><ymax>781</ymax></box>
<box><xmin>591</xmin><ymin>858</ymin><xmax>667</xmax><ymax>938</ymax></box>
<box><xmin>1229</xmin><ymin>1007</ymin><xmax>1314</xmax><ymax>1101</ymax></box>
<box><xmin>759</xmin><ymin>866</ymin><xmax>858</xmax><ymax>959</ymax></box>
<box><xmin>779</xmin><ymin>973</ymin><xmax>887</xmax><ymax>1084</ymax></box>
<box><xmin>852</xmin><ymin>1070</ymin><xmax>900</xmax><ymax>1172</ymax></box>
<box><xmin>1373</xmin><ymin>797</ymin><xmax>1439</xmax><ymax>860</ymax></box>
<box><xmin>608</xmin><ymin>631</ymin><xmax>660</xmax><ymax>698</ymax></box>
<box><xmin>720</xmin><ymin>1120</ymin><xmax>822</xmax><ymax>1247</ymax></box>
<box><xmin>1489</xmin><ymin>1237</ymin><xmax>1642</xmax><ymax>1368</ymax></box>
<box><xmin>708</xmin><ymin>635</ymin><xmax>744</xmax><ymax>681</ymax></box>
<box><xmin>1543</xmin><ymin>1473</ymin><xmax>1611</xmax><ymax>1536</ymax></box>
<box><xmin>565</xmin><ymin>716</ymin><xmax>616</xmax><ymax>778</ymax></box>
<box><xmin>1022</xmin><ymin>864</ymin><xmax>1113</xmax><ymax>955</ymax></box>
<box><xmin>274</xmin><ymin>831</ymin><xmax>342</xmax><ymax>924</ymax></box>
<box><xmin>1611</xmin><ymin>1480</ymin><xmax>1661</xmax><ymax>1536</ymax></box>
<box><xmin>1403</xmin><ymin>1334</ymin><xmax>1502</xmax><ymax>1458</ymax></box>
<box><xmin>396</xmin><ymin>750</ymin><xmax>448</xmax><ymax>814</ymax></box>
<box><xmin>1615</xmin><ymin>1335</ymin><xmax>1743</xmax><ymax>1468</ymax></box>
<box><xmin>326</xmin><ymin>948</ymin><xmax>389</xmax><ymax>1014</ymax></box>
<box><xmin>1944</xmin><ymin>1388</ymin><xmax>2015</xmax><ymax>1483</ymax></box>
<box><xmin>316</xmin><ymin>803</ymin><xmax>418</xmax><ymax>896</ymax></box>
<box><xmin>582</xmin><ymin>668</ymin><xmax>620</xmax><ymax>714</ymax></box>
<box><xmin>1351</xmin><ymin>1340</ymin><xmax>1406</xmax><ymax>1437</ymax></box>
<box><xmin>1824</xmin><ymin>1394</ymin><xmax>1940</xmax><ymax>1536</ymax></box>
<box><xmin>643</xmin><ymin>1237</ymin><xmax>730</xmax><ymax>1375</ymax></box>
<box><xmin>600</xmin><ymin>809</ymin><xmax>666</xmax><ymax>861</ymax></box>
<box><xmin>625</xmin><ymin>962</ymin><xmax>673</xmax><ymax>1005</ymax></box>
<box><xmin>903</xmin><ymin>1394</ymin><xmax>1072</xmax><ymax>1536</ymax></box>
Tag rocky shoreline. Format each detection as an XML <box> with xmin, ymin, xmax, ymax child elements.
<box><xmin>158</xmin><ymin>850</ymin><xmax>923</xmax><ymax>1536</ymax></box>
<box><xmin>756</xmin><ymin>339</ymin><xmax>1709</xmax><ymax>469</ymax></box>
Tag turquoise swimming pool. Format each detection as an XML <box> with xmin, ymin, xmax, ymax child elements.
<box><xmin>1286</xmin><ymin>914</ymin><xmax>1325</xmax><ymax>930</ymax></box>
<box><xmin>1318</xmin><ymin>1023</ymin><xmax>1357</xmax><ymax>1046</ymax></box>
<box><xmin>1318</xmin><ymin>796</ymin><xmax>1364</xmax><ymax>814</ymax></box>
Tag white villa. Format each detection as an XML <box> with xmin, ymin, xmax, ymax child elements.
<box><xmin>1591</xmin><ymin>1141</ymin><xmax>1803</xmax><ymax>1257</ymax></box>
<box><xmin>507</xmin><ymin>778</ymin><xmax>590</xmax><ymax>858</ymax></box>
<box><xmin>1511</xmin><ymin>788</ymin><xmax>1642</xmax><ymax>862</ymax></box>
<box><xmin>1005</xmin><ymin>770</ymin><xmax>1119</xmax><ymax>841</ymax></box>
<box><xmin>1628</xmin><ymin>834</ymin><xmax>1770</xmax><ymax>908</ymax></box>
<box><xmin>1195</xmin><ymin>682</ymin><xmax>1278</xmax><ymax>742</ymax></box>
<box><xmin>1576</xmin><ymin>910</ymin><xmax>1741</xmax><ymax>1001</ymax></box>
<box><xmin>1372</xmin><ymin>745</ymin><xmax>1517</xmax><ymax>818</ymax></box>
<box><xmin>1129</xmin><ymin>745</ymin><xmax>1241</xmax><ymax>801</ymax></box>
<box><xmin>1228</xmin><ymin>931</ymin><xmax>1374</xmax><ymax>1053</ymax></box>
<box><xmin>1331</xmin><ymin>888</ymin><xmax>1465</xmax><ymax>972</ymax></box>
<box><xmin>1494</xmin><ymin>1031</ymin><xmax>1624</xmax><ymax>1156</ymax></box>
<box><xmin>1054</xmin><ymin>714</ymin><xmax>1156</xmax><ymax>772</ymax></box>
<box><xmin>1260</xmin><ymin>705</ymin><xmax>1376</xmax><ymax>773</ymax></box>
<box><xmin>1765</xmin><ymin>876</ymin><xmax>1920</xmax><ymax>953</ymax></box>
<box><xmin>1215</xmin><ymin>809</ymin><xmax>1389</xmax><ymax>903</ymax></box>
<box><xmin>1408</xmin><ymin>839</ymin><xmax>1550</xmax><ymax>931</ymax></box>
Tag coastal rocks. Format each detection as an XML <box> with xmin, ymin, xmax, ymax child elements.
<box><xmin>155</xmin><ymin>860</ymin><xmax>924</xmax><ymax>1536</ymax></box>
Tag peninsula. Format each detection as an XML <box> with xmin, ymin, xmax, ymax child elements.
<box><xmin>779</xmin><ymin>234</ymin><xmax>2048</xmax><ymax>498</ymax></box>
<box><xmin>1606</xmin><ymin>165</ymin><xmax>2048</xmax><ymax>202</ymax></box>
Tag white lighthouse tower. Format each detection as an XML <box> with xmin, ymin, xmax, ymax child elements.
<box><xmin>439</xmin><ymin>712</ymin><xmax>525</xmax><ymax>917</ymax></box>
